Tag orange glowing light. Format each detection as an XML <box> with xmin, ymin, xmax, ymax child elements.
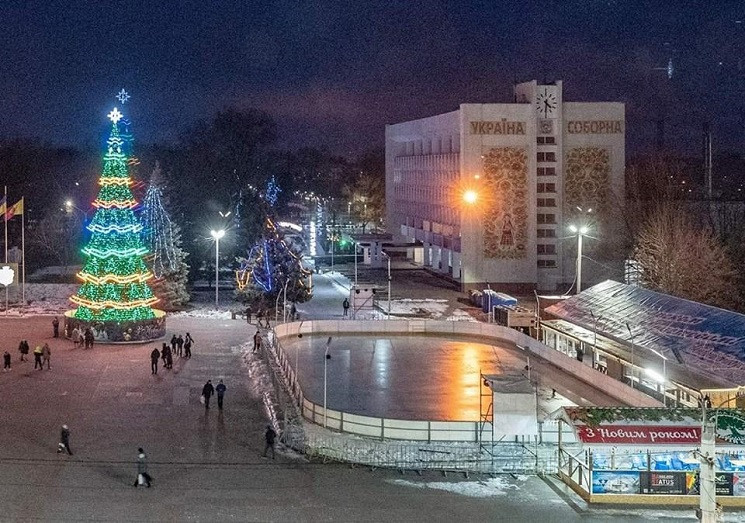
<box><xmin>463</xmin><ymin>189</ymin><xmax>478</xmax><ymax>205</ymax></box>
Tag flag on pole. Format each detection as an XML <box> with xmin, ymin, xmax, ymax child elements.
<box><xmin>4</xmin><ymin>198</ymin><xmax>23</xmax><ymax>221</ymax></box>
<box><xmin>0</xmin><ymin>196</ymin><xmax>6</xmax><ymax>216</ymax></box>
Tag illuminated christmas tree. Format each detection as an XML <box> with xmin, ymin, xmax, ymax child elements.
<box><xmin>141</xmin><ymin>163</ymin><xmax>190</xmax><ymax>310</ymax></box>
<box><xmin>70</xmin><ymin>107</ymin><xmax>158</xmax><ymax>322</ymax></box>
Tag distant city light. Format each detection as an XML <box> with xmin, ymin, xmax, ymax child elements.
<box><xmin>463</xmin><ymin>189</ymin><xmax>478</xmax><ymax>204</ymax></box>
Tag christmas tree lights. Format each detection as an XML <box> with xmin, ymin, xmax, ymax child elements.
<box><xmin>70</xmin><ymin>109</ymin><xmax>158</xmax><ymax>322</ymax></box>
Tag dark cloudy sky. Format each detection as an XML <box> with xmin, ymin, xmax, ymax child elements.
<box><xmin>1</xmin><ymin>1</ymin><xmax>743</xmax><ymax>157</ymax></box>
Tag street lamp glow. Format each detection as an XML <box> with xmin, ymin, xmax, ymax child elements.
<box><xmin>210</xmin><ymin>229</ymin><xmax>226</xmax><ymax>308</ymax></box>
<box><xmin>463</xmin><ymin>189</ymin><xmax>478</xmax><ymax>204</ymax></box>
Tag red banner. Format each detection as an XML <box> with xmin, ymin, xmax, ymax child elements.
<box><xmin>577</xmin><ymin>425</ymin><xmax>701</xmax><ymax>445</ymax></box>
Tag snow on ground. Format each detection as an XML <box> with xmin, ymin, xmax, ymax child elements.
<box><xmin>389</xmin><ymin>476</ymin><xmax>526</xmax><ymax>498</ymax></box>
<box><xmin>170</xmin><ymin>308</ymin><xmax>233</xmax><ymax>320</ymax></box>
<box><xmin>0</xmin><ymin>283</ymin><xmax>79</xmax><ymax>316</ymax></box>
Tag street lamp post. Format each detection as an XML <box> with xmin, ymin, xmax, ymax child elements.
<box><xmin>323</xmin><ymin>336</ymin><xmax>333</xmax><ymax>428</ymax></box>
<box><xmin>354</xmin><ymin>241</ymin><xmax>358</xmax><ymax>286</ymax></box>
<box><xmin>210</xmin><ymin>229</ymin><xmax>225</xmax><ymax>308</ymax></box>
<box><xmin>568</xmin><ymin>224</ymin><xmax>589</xmax><ymax>293</ymax></box>
<box><xmin>626</xmin><ymin>322</ymin><xmax>635</xmax><ymax>389</ymax></box>
<box><xmin>382</xmin><ymin>250</ymin><xmax>391</xmax><ymax>318</ymax></box>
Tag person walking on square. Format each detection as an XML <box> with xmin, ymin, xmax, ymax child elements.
<box><xmin>3</xmin><ymin>350</ymin><xmax>10</xmax><ymax>371</ymax></box>
<box><xmin>253</xmin><ymin>330</ymin><xmax>261</xmax><ymax>353</ymax></box>
<box><xmin>150</xmin><ymin>347</ymin><xmax>160</xmax><ymax>375</ymax></box>
<box><xmin>42</xmin><ymin>343</ymin><xmax>51</xmax><ymax>370</ymax></box>
<box><xmin>216</xmin><ymin>380</ymin><xmax>226</xmax><ymax>410</ymax></box>
<box><xmin>71</xmin><ymin>327</ymin><xmax>80</xmax><ymax>349</ymax></box>
<box><xmin>161</xmin><ymin>343</ymin><xmax>169</xmax><ymax>368</ymax></box>
<box><xmin>18</xmin><ymin>340</ymin><xmax>28</xmax><ymax>362</ymax></box>
<box><xmin>33</xmin><ymin>345</ymin><xmax>43</xmax><ymax>370</ymax></box>
<box><xmin>184</xmin><ymin>333</ymin><xmax>193</xmax><ymax>359</ymax></box>
<box><xmin>202</xmin><ymin>380</ymin><xmax>214</xmax><ymax>409</ymax></box>
<box><xmin>52</xmin><ymin>317</ymin><xmax>60</xmax><ymax>338</ymax></box>
<box><xmin>165</xmin><ymin>346</ymin><xmax>173</xmax><ymax>370</ymax></box>
<box><xmin>84</xmin><ymin>328</ymin><xmax>94</xmax><ymax>349</ymax></box>
<box><xmin>342</xmin><ymin>298</ymin><xmax>350</xmax><ymax>317</ymax></box>
<box><xmin>263</xmin><ymin>425</ymin><xmax>276</xmax><ymax>459</ymax></box>
<box><xmin>170</xmin><ymin>334</ymin><xmax>177</xmax><ymax>356</ymax></box>
<box><xmin>133</xmin><ymin>448</ymin><xmax>151</xmax><ymax>487</ymax></box>
<box><xmin>176</xmin><ymin>335</ymin><xmax>184</xmax><ymax>357</ymax></box>
<box><xmin>57</xmin><ymin>424</ymin><xmax>72</xmax><ymax>455</ymax></box>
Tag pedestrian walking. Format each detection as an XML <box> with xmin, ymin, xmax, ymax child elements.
<box><xmin>18</xmin><ymin>340</ymin><xmax>29</xmax><ymax>361</ymax></box>
<box><xmin>245</xmin><ymin>305</ymin><xmax>253</xmax><ymax>324</ymax></box>
<box><xmin>57</xmin><ymin>424</ymin><xmax>73</xmax><ymax>455</ymax></box>
<box><xmin>84</xmin><ymin>328</ymin><xmax>94</xmax><ymax>349</ymax></box>
<box><xmin>150</xmin><ymin>347</ymin><xmax>160</xmax><ymax>375</ymax></box>
<box><xmin>184</xmin><ymin>333</ymin><xmax>193</xmax><ymax>359</ymax></box>
<box><xmin>176</xmin><ymin>335</ymin><xmax>184</xmax><ymax>357</ymax></box>
<box><xmin>161</xmin><ymin>343</ymin><xmax>168</xmax><ymax>368</ymax></box>
<box><xmin>52</xmin><ymin>316</ymin><xmax>60</xmax><ymax>338</ymax></box>
<box><xmin>72</xmin><ymin>327</ymin><xmax>80</xmax><ymax>348</ymax></box>
<box><xmin>201</xmin><ymin>380</ymin><xmax>214</xmax><ymax>409</ymax></box>
<box><xmin>290</xmin><ymin>303</ymin><xmax>297</xmax><ymax>321</ymax></box>
<box><xmin>133</xmin><ymin>448</ymin><xmax>151</xmax><ymax>487</ymax></box>
<box><xmin>263</xmin><ymin>425</ymin><xmax>276</xmax><ymax>459</ymax></box>
<box><xmin>252</xmin><ymin>330</ymin><xmax>262</xmax><ymax>353</ymax></box>
<box><xmin>165</xmin><ymin>347</ymin><xmax>173</xmax><ymax>370</ymax></box>
<box><xmin>42</xmin><ymin>343</ymin><xmax>51</xmax><ymax>370</ymax></box>
<box><xmin>170</xmin><ymin>334</ymin><xmax>177</xmax><ymax>356</ymax></box>
<box><xmin>216</xmin><ymin>380</ymin><xmax>226</xmax><ymax>410</ymax></box>
<box><xmin>342</xmin><ymin>298</ymin><xmax>350</xmax><ymax>317</ymax></box>
<box><xmin>3</xmin><ymin>350</ymin><xmax>10</xmax><ymax>371</ymax></box>
<box><xmin>78</xmin><ymin>329</ymin><xmax>85</xmax><ymax>349</ymax></box>
<box><xmin>33</xmin><ymin>345</ymin><xmax>43</xmax><ymax>370</ymax></box>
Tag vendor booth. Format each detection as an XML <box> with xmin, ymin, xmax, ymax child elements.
<box><xmin>555</xmin><ymin>407</ymin><xmax>745</xmax><ymax>506</ymax></box>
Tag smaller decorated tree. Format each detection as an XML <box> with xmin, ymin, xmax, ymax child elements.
<box><xmin>141</xmin><ymin>163</ymin><xmax>190</xmax><ymax>310</ymax></box>
<box><xmin>235</xmin><ymin>177</ymin><xmax>312</xmax><ymax>310</ymax></box>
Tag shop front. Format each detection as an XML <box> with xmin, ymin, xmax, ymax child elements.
<box><xmin>556</xmin><ymin>407</ymin><xmax>745</xmax><ymax>505</ymax></box>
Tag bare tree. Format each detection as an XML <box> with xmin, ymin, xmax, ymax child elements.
<box><xmin>27</xmin><ymin>212</ymin><xmax>82</xmax><ymax>271</ymax></box>
<box><xmin>633</xmin><ymin>204</ymin><xmax>740</xmax><ymax>310</ymax></box>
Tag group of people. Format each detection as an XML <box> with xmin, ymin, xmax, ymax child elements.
<box><xmin>149</xmin><ymin>332</ymin><xmax>194</xmax><ymax>374</ymax></box>
<box><xmin>3</xmin><ymin>340</ymin><xmax>52</xmax><ymax>372</ymax></box>
<box><xmin>70</xmin><ymin>325</ymin><xmax>96</xmax><ymax>350</ymax></box>
<box><xmin>200</xmin><ymin>379</ymin><xmax>227</xmax><ymax>410</ymax></box>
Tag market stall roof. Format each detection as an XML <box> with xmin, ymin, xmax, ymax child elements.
<box><xmin>544</xmin><ymin>280</ymin><xmax>745</xmax><ymax>387</ymax></box>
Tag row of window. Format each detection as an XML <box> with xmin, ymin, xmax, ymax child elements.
<box><xmin>537</xmin><ymin>167</ymin><xmax>556</xmax><ymax>176</ymax></box>
<box><xmin>537</xmin><ymin>152</ymin><xmax>556</xmax><ymax>162</ymax></box>
<box><xmin>537</xmin><ymin>182</ymin><xmax>556</xmax><ymax>193</ymax></box>
<box><xmin>537</xmin><ymin>198</ymin><xmax>556</xmax><ymax>207</ymax></box>
<box><xmin>537</xmin><ymin>228</ymin><xmax>556</xmax><ymax>238</ymax></box>
<box><xmin>537</xmin><ymin>213</ymin><xmax>556</xmax><ymax>224</ymax></box>
<box><xmin>537</xmin><ymin>244</ymin><xmax>556</xmax><ymax>255</ymax></box>
<box><xmin>537</xmin><ymin>136</ymin><xmax>556</xmax><ymax>145</ymax></box>
<box><xmin>537</xmin><ymin>259</ymin><xmax>557</xmax><ymax>268</ymax></box>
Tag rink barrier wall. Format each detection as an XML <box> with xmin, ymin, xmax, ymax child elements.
<box><xmin>268</xmin><ymin>320</ymin><xmax>659</xmax><ymax>443</ymax></box>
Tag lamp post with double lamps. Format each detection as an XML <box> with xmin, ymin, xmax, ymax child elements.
<box><xmin>210</xmin><ymin>229</ymin><xmax>225</xmax><ymax>308</ymax></box>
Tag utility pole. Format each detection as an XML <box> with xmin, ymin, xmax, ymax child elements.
<box><xmin>699</xmin><ymin>404</ymin><xmax>718</xmax><ymax>523</ymax></box>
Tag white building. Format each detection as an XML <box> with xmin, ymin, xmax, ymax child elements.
<box><xmin>385</xmin><ymin>80</ymin><xmax>625</xmax><ymax>292</ymax></box>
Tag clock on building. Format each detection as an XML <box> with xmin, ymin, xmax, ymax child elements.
<box><xmin>536</xmin><ymin>86</ymin><xmax>558</xmax><ymax>119</ymax></box>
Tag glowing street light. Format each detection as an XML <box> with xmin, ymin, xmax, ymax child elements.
<box><xmin>210</xmin><ymin>229</ymin><xmax>225</xmax><ymax>308</ymax></box>
<box><xmin>463</xmin><ymin>189</ymin><xmax>478</xmax><ymax>205</ymax></box>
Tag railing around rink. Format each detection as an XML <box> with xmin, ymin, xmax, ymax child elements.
<box><xmin>558</xmin><ymin>446</ymin><xmax>592</xmax><ymax>498</ymax></box>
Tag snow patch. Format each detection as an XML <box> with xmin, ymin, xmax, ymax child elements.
<box><xmin>170</xmin><ymin>308</ymin><xmax>232</xmax><ymax>319</ymax></box>
<box><xmin>389</xmin><ymin>476</ymin><xmax>524</xmax><ymax>498</ymax></box>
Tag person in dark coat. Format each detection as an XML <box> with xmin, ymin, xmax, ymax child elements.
<box><xmin>18</xmin><ymin>340</ymin><xmax>29</xmax><ymax>361</ymax></box>
<box><xmin>216</xmin><ymin>380</ymin><xmax>227</xmax><ymax>410</ymax></box>
<box><xmin>33</xmin><ymin>345</ymin><xmax>43</xmax><ymax>370</ymax></box>
<box><xmin>170</xmin><ymin>335</ymin><xmax>177</xmax><ymax>355</ymax></box>
<box><xmin>342</xmin><ymin>298</ymin><xmax>350</xmax><ymax>317</ymax></box>
<box><xmin>253</xmin><ymin>331</ymin><xmax>261</xmax><ymax>353</ymax></box>
<box><xmin>150</xmin><ymin>347</ymin><xmax>160</xmax><ymax>375</ymax></box>
<box><xmin>176</xmin><ymin>335</ymin><xmax>184</xmax><ymax>357</ymax></box>
<box><xmin>161</xmin><ymin>343</ymin><xmax>169</xmax><ymax>368</ymax></box>
<box><xmin>57</xmin><ymin>424</ymin><xmax>72</xmax><ymax>455</ymax></box>
<box><xmin>263</xmin><ymin>425</ymin><xmax>276</xmax><ymax>459</ymax></box>
<box><xmin>3</xmin><ymin>350</ymin><xmax>10</xmax><ymax>371</ymax></box>
<box><xmin>165</xmin><ymin>346</ymin><xmax>173</xmax><ymax>369</ymax></box>
<box><xmin>52</xmin><ymin>317</ymin><xmax>60</xmax><ymax>338</ymax></box>
<box><xmin>133</xmin><ymin>448</ymin><xmax>151</xmax><ymax>487</ymax></box>
<box><xmin>202</xmin><ymin>380</ymin><xmax>215</xmax><ymax>409</ymax></box>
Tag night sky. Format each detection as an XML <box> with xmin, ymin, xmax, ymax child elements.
<box><xmin>1</xmin><ymin>1</ymin><xmax>744</xmax><ymax>157</ymax></box>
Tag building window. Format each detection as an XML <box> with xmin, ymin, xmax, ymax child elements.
<box><xmin>538</xmin><ymin>259</ymin><xmax>557</xmax><ymax>268</ymax></box>
<box><xmin>537</xmin><ymin>244</ymin><xmax>556</xmax><ymax>255</ymax></box>
<box><xmin>537</xmin><ymin>167</ymin><xmax>556</xmax><ymax>176</ymax></box>
<box><xmin>537</xmin><ymin>213</ymin><xmax>556</xmax><ymax>225</ymax></box>
<box><xmin>537</xmin><ymin>152</ymin><xmax>556</xmax><ymax>162</ymax></box>
<box><xmin>536</xmin><ymin>136</ymin><xmax>556</xmax><ymax>145</ymax></box>
<box><xmin>537</xmin><ymin>198</ymin><xmax>556</xmax><ymax>207</ymax></box>
<box><xmin>537</xmin><ymin>183</ymin><xmax>556</xmax><ymax>193</ymax></box>
<box><xmin>537</xmin><ymin>228</ymin><xmax>557</xmax><ymax>238</ymax></box>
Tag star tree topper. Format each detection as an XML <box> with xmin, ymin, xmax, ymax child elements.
<box><xmin>116</xmin><ymin>89</ymin><xmax>131</xmax><ymax>104</ymax></box>
<box><xmin>108</xmin><ymin>107</ymin><xmax>123</xmax><ymax>124</ymax></box>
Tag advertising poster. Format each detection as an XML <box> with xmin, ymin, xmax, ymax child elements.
<box><xmin>685</xmin><ymin>472</ymin><xmax>733</xmax><ymax>496</ymax></box>
<box><xmin>733</xmin><ymin>474</ymin><xmax>745</xmax><ymax>497</ymax></box>
<box><xmin>640</xmin><ymin>471</ymin><xmax>686</xmax><ymax>495</ymax></box>
<box><xmin>592</xmin><ymin>471</ymin><xmax>640</xmax><ymax>494</ymax></box>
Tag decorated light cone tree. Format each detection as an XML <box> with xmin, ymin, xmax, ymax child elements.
<box><xmin>235</xmin><ymin>177</ymin><xmax>312</xmax><ymax>311</ymax></box>
<box><xmin>141</xmin><ymin>163</ymin><xmax>190</xmax><ymax>310</ymax></box>
<box><xmin>68</xmin><ymin>107</ymin><xmax>164</xmax><ymax>340</ymax></box>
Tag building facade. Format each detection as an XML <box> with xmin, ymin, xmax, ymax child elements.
<box><xmin>385</xmin><ymin>80</ymin><xmax>625</xmax><ymax>292</ymax></box>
